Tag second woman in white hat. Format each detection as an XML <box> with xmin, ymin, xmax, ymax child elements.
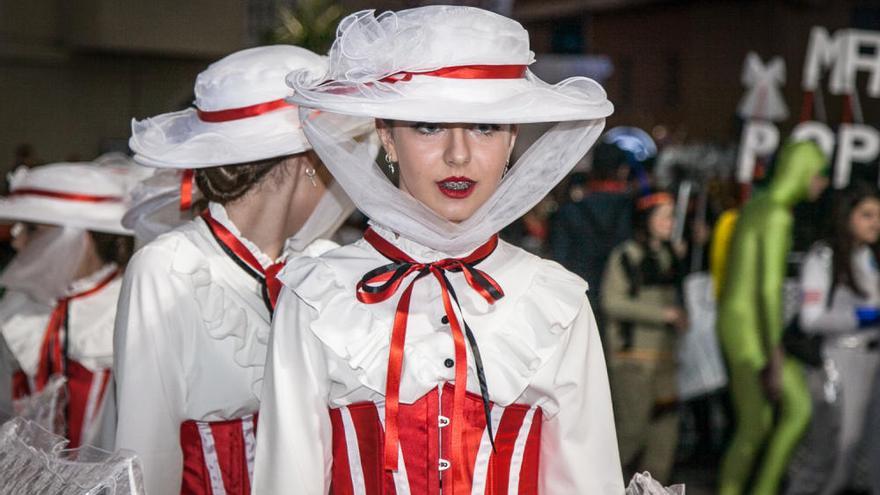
<box><xmin>0</xmin><ymin>159</ymin><xmax>144</xmax><ymax>449</ymax></box>
<box><xmin>114</xmin><ymin>45</ymin><xmax>371</xmax><ymax>495</ymax></box>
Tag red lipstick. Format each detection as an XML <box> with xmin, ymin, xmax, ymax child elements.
<box><xmin>436</xmin><ymin>176</ymin><xmax>476</xmax><ymax>199</ymax></box>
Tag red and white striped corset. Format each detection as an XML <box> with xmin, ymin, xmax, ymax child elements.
<box><xmin>14</xmin><ymin>361</ymin><xmax>111</xmax><ymax>448</ymax></box>
<box><xmin>329</xmin><ymin>384</ymin><xmax>542</xmax><ymax>495</ymax></box>
<box><xmin>179</xmin><ymin>413</ymin><xmax>259</xmax><ymax>495</ymax></box>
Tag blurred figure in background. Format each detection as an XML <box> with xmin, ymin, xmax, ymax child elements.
<box><xmin>794</xmin><ymin>183</ymin><xmax>880</xmax><ymax>495</ymax></box>
<box><xmin>0</xmin><ymin>160</ymin><xmax>141</xmax><ymax>448</ymax></box>
<box><xmin>717</xmin><ymin>141</ymin><xmax>828</xmax><ymax>495</ymax></box>
<box><xmin>602</xmin><ymin>189</ymin><xmax>688</xmax><ymax>483</ymax></box>
<box><xmin>551</xmin><ymin>141</ymin><xmax>632</xmax><ymax>310</ymax></box>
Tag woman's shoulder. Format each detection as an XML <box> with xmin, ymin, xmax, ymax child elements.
<box><xmin>126</xmin><ymin>220</ymin><xmax>211</xmax><ymax>282</ymax></box>
<box><xmin>607</xmin><ymin>239</ymin><xmax>643</xmax><ymax>262</ymax></box>
<box><xmin>494</xmin><ymin>239</ymin><xmax>588</xmax><ymax>295</ymax></box>
<box><xmin>803</xmin><ymin>241</ymin><xmax>833</xmax><ymax>265</ymax></box>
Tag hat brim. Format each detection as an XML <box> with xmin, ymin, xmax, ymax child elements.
<box><xmin>0</xmin><ymin>197</ymin><xmax>131</xmax><ymax>235</ymax></box>
<box><xmin>287</xmin><ymin>71</ymin><xmax>613</xmax><ymax>124</ymax></box>
<box><xmin>129</xmin><ymin>107</ymin><xmax>312</xmax><ymax>169</ymax></box>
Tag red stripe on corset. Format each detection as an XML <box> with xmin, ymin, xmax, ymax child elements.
<box><xmin>348</xmin><ymin>403</ymin><xmax>391</xmax><ymax>494</ymax></box>
<box><xmin>487</xmin><ymin>405</ymin><xmax>527</xmax><ymax>494</ymax></box>
<box><xmin>518</xmin><ymin>410</ymin><xmax>542</xmax><ymax>494</ymax></box>
<box><xmin>330</xmin><ymin>408</ymin><xmax>355</xmax><ymax>495</ymax></box>
<box><xmin>179</xmin><ymin>414</ymin><xmax>258</xmax><ymax>495</ymax></box>
<box><xmin>64</xmin><ymin>360</ymin><xmax>111</xmax><ymax>448</ymax></box>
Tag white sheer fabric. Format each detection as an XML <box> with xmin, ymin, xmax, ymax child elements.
<box><xmin>0</xmin><ymin>417</ymin><xmax>145</xmax><ymax>495</ymax></box>
<box><xmin>0</xmin><ymin>226</ymin><xmax>89</xmax><ymax>304</ymax></box>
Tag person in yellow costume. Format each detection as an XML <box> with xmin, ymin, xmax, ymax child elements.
<box><xmin>717</xmin><ymin>140</ymin><xmax>829</xmax><ymax>495</ymax></box>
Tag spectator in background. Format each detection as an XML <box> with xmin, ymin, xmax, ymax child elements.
<box><xmin>550</xmin><ymin>141</ymin><xmax>632</xmax><ymax>309</ymax></box>
<box><xmin>602</xmin><ymin>189</ymin><xmax>688</xmax><ymax>483</ymax></box>
<box><xmin>795</xmin><ymin>183</ymin><xmax>880</xmax><ymax>494</ymax></box>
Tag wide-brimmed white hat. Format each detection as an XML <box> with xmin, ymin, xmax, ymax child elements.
<box><xmin>287</xmin><ymin>6</ymin><xmax>613</xmax><ymax>253</ymax></box>
<box><xmin>0</xmin><ymin>159</ymin><xmax>148</xmax><ymax>235</ymax></box>
<box><xmin>287</xmin><ymin>7</ymin><xmax>612</xmax><ymax>124</ymax></box>
<box><xmin>129</xmin><ymin>45</ymin><xmax>328</xmax><ymax>169</ymax></box>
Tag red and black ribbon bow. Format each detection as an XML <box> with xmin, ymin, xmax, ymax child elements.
<box><xmin>35</xmin><ymin>268</ymin><xmax>120</xmax><ymax>391</ymax></box>
<box><xmin>357</xmin><ymin>228</ymin><xmax>504</xmax><ymax>484</ymax></box>
<box><xmin>201</xmin><ymin>210</ymin><xmax>284</xmax><ymax>314</ymax></box>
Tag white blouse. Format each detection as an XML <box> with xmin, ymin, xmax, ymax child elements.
<box><xmin>254</xmin><ymin>225</ymin><xmax>624</xmax><ymax>494</ymax></box>
<box><xmin>112</xmin><ymin>202</ymin><xmax>337</xmax><ymax>495</ymax></box>
<box><xmin>800</xmin><ymin>243</ymin><xmax>880</xmax><ymax>336</ymax></box>
<box><xmin>0</xmin><ymin>290</ymin><xmax>52</xmax><ymax>416</ymax></box>
<box><xmin>1</xmin><ymin>264</ymin><xmax>120</xmax><ymax>381</ymax></box>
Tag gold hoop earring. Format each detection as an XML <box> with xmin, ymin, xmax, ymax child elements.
<box><xmin>304</xmin><ymin>166</ymin><xmax>318</xmax><ymax>188</ymax></box>
<box><xmin>384</xmin><ymin>153</ymin><xmax>396</xmax><ymax>175</ymax></box>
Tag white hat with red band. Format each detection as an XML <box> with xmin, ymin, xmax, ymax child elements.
<box><xmin>286</xmin><ymin>6</ymin><xmax>614</xmax><ymax>253</ymax></box>
<box><xmin>0</xmin><ymin>159</ymin><xmax>149</xmax><ymax>235</ymax></box>
<box><xmin>129</xmin><ymin>45</ymin><xmax>328</xmax><ymax>169</ymax></box>
<box><xmin>286</xmin><ymin>7</ymin><xmax>612</xmax><ymax>124</ymax></box>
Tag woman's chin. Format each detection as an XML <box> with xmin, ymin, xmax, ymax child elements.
<box><xmin>430</xmin><ymin>204</ymin><xmax>476</xmax><ymax>224</ymax></box>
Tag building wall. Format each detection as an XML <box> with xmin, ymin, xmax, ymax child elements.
<box><xmin>0</xmin><ymin>0</ymin><xmax>249</xmax><ymax>169</ymax></box>
<box><xmin>523</xmin><ymin>0</ymin><xmax>878</xmax><ymax>142</ymax></box>
<box><xmin>589</xmin><ymin>0</ymin><xmax>877</xmax><ymax>141</ymax></box>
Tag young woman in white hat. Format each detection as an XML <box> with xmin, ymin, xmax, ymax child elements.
<box><xmin>0</xmin><ymin>159</ymin><xmax>143</xmax><ymax>449</ymax></box>
<box><xmin>254</xmin><ymin>7</ymin><xmax>623</xmax><ymax>493</ymax></box>
<box><xmin>113</xmin><ymin>45</ymin><xmax>372</xmax><ymax>495</ymax></box>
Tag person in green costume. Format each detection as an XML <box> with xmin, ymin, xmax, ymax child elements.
<box><xmin>717</xmin><ymin>140</ymin><xmax>829</xmax><ymax>495</ymax></box>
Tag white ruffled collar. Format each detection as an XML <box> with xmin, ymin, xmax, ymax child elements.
<box><xmin>208</xmin><ymin>202</ymin><xmax>294</xmax><ymax>267</ymax></box>
<box><xmin>281</xmin><ymin>235</ymin><xmax>588</xmax><ymax>414</ymax></box>
<box><xmin>65</xmin><ymin>263</ymin><xmax>119</xmax><ymax>297</ymax></box>
<box><xmin>368</xmin><ymin>222</ymin><xmax>496</xmax><ymax>262</ymax></box>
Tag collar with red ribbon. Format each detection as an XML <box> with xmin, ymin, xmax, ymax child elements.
<box><xmin>35</xmin><ymin>268</ymin><xmax>120</xmax><ymax>391</ymax></box>
<box><xmin>200</xmin><ymin>210</ymin><xmax>284</xmax><ymax>314</ymax></box>
<box><xmin>356</xmin><ymin>228</ymin><xmax>505</xmax><ymax>484</ymax></box>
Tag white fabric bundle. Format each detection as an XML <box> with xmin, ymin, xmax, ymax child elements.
<box><xmin>0</xmin><ymin>417</ymin><xmax>145</xmax><ymax>494</ymax></box>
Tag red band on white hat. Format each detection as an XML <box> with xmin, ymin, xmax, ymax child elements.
<box><xmin>381</xmin><ymin>64</ymin><xmax>527</xmax><ymax>83</ymax></box>
<box><xmin>11</xmin><ymin>188</ymin><xmax>122</xmax><ymax>203</ymax></box>
<box><xmin>196</xmin><ymin>98</ymin><xmax>294</xmax><ymax>123</ymax></box>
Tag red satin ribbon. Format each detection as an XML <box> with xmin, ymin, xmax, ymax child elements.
<box><xmin>196</xmin><ymin>99</ymin><xmax>293</xmax><ymax>123</ymax></box>
<box><xmin>380</xmin><ymin>64</ymin><xmax>527</xmax><ymax>83</ymax></box>
<box><xmin>200</xmin><ymin>210</ymin><xmax>284</xmax><ymax>310</ymax></box>
<box><xmin>180</xmin><ymin>169</ymin><xmax>195</xmax><ymax>211</ymax></box>
<box><xmin>34</xmin><ymin>269</ymin><xmax>120</xmax><ymax>391</ymax></box>
<box><xmin>356</xmin><ymin>228</ymin><xmax>503</xmax><ymax>485</ymax></box>
<box><xmin>11</xmin><ymin>189</ymin><xmax>122</xmax><ymax>203</ymax></box>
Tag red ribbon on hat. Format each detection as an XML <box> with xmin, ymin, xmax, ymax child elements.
<box><xmin>380</xmin><ymin>64</ymin><xmax>527</xmax><ymax>83</ymax></box>
<box><xmin>201</xmin><ymin>210</ymin><xmax>284</xmax><ymax>312</ymax></box>
<box><xmin>196</xmin><ymin>99</ymin><xmax>294</xmax><ymax>123</ymax></box>
<box><xmin>10</xmin><ymin>189</ymin><xmax>122</xmax><ymax>203</ymax></box>
<box><xmin>34</xmin><ymin>268</ymin><xmax>120</xmax><ymax>391</ymax></box>
<box><xmin>356</xmin><ymin>228</ymin><xmax>504</xmax><ymax>484</ymax></box>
